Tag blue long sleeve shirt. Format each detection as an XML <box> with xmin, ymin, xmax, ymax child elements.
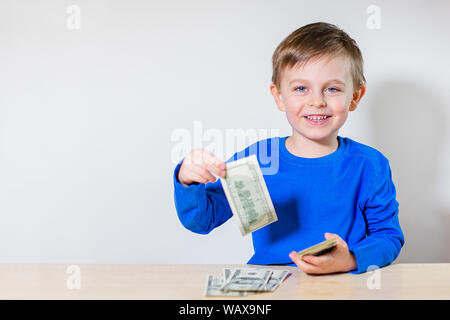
<box><xmin>173</xmin><ymin>136</ymin><xmax>404</xmax><ymax>274</ymax></box>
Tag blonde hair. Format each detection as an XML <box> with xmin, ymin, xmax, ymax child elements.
<box><xmin>272</xmin><ymin>22</ymin><xmax>366</xmax><ymax>91</ymax></box>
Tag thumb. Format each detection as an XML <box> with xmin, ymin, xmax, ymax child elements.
<box><xmin>324</xmin><ymin>232</ymin><xmax>347</xmax><ymax>248</ymax></box>
<box><xmin>324</xmin><ymin>232</ymin><xmax>338</xmax><ymax>240</ymax></box>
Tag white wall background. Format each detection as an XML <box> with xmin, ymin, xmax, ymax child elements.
<box><xmin>0</xmin><ymin>0</ymin><xmax>449</xmax><ymax>264</ymax></box>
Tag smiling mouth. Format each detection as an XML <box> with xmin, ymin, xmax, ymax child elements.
<box><xmin>304</xmin><ymin>115</ymin><xmax>331</xmax><ymax>121</ymax></box>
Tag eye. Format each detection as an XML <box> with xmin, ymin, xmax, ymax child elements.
<box><xmin>326</xmin><ymin>87</ymin><xmax>340</xmax><ymax>93</ymax></box>
<box><xmin>294</xmin><ymin>86</ymin><xmax>307</xmax><ymax>92</ymax></box>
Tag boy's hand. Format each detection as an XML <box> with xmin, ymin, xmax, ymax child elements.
<box><xmin>289</xmin><ymin>233</ymin><xmax>357</xmax><ymax>274</ymax></box>
<box><xmin>177</xmin><ymin>149</ymin><xmax>226</xmax><ymax>186</ymax></box>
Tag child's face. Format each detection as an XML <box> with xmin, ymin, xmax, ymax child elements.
<box><xmin>271</xmin><ymin>54</ymin><xmax>364</xmax><ymax>143</ymax></box>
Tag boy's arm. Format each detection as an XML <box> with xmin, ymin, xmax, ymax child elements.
<box><xmin>348</xmin><ymin>158</ymin><xmax>405</xmax><ymax>274</ymax></box>
<box><xmin>173</xmin><ymin>160</ymin><xmax>233</xmax><ymax>234</ymax></box>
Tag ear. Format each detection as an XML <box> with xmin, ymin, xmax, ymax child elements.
<box><xmin>270</xmin><ymin>83</ymin><xmax>286</xmax><ymax>112</ymax></box>
<box><xmin>349</xmin><ymin>85</ymin><xmax>366</xmax><ymax>111</ymax></box>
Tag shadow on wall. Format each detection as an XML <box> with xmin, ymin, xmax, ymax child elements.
<box><xmin>368</xmin><ymin>79</ymin><xmax>450</xmax><ymax>263</ymax></box>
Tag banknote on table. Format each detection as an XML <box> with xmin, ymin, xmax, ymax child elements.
<box><xmin>220</xmin><ymin>268</ymin><xmax>273</xmax><ymax>292</ymax></box>
<box><xmin>204</xmin><ymin>274</ymin><xmax>248</xmax><ymax>297</ymax></box>
<box><xmin>220</xmin><ymin>155</ymin><xmax>278</xmax><ymax>236</ymax></box>
<box><xmin>296</xmin><ymin>238</ymin><xmax>338</xmax><ymax>258</ymax></box>
<box><xmin>261</xmin><ymin>269</ymin><xmax>290</xmax><ymax>292</ymax></box>
<box><xmin>223</xmin><ymin>268</ymin><xmax>233</xmax><ymax>282</ymax></box>
<box><xmin>224</xmin><ymin>268</ymin><xmax>290</xmax><ymax>292</ymax></box>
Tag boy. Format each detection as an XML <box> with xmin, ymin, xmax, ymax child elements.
<box><xmin>173</xmin><ymin>22</ymin><xmax>404</xmax><ymax>274</ymax></box>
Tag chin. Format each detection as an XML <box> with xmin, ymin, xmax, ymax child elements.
<box><xmin>299</xmin><ymin>131</ymin><xmax>336</xmax><ymax>142</ymax></box>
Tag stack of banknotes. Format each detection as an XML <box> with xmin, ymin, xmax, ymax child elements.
<box><xmin>296</xmin><ymin>238</ymin><xmax>337</xmax><ymax>258</ymax></box>
<box><xmin>204</xmin><ymin>268</ymin><xmax>290</xmax><ymax>297</ymax></box>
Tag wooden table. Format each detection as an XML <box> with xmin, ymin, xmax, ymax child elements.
<box><xmin>0</xmin><ymin>263</ymin><xmax>449</xmax><ymax>299</ymax></box>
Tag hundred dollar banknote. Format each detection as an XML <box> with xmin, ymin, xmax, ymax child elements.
<box><xmin>224</xmin><ymin>268</ymin><xmax>289</xmax><ymax>292</ymax></box>
<box><xmin>220</xmin><ymin>155</ymin><xmax>278</xmax><ymax>236</ymax></box>
<box><xmin>260</xmin><ymin>269</ymin><xmax>290</xmax><ymax>292</ymax></box>
<box><xmin>204</xmin><ymin>274</ymin><xmax>248</xmax><ymax>297</ymax></box>
<box><xmin>220</xmin><ymin>268</ymin><xmax>273</xmax><ymax>292</ymax></box>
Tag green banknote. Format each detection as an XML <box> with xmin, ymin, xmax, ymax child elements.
<box><xmin>220</xmin><ymin>155</ymin><xmax>278</xmax><ymax>236</ymax></box>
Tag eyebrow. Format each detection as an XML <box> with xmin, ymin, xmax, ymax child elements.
<box><xmin>288</xmin><ymin>78</ymin><xmax>346</xmax><ymax>86</ymax></box>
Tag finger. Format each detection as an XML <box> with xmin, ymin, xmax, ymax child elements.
<box><xmin>324</xmin><ymin>232</ymin><xmax>347</xmax><ymax>248</ymax></box>
<box><xmin>296</xmin><ymin>258</ymin><xmax>322</xmax><ymax>274</ymax></box>
<box><xmin>204</xmin><ymin>157</ymin><xmax>226</xmax><ymax>178</ymax></box>
<box><xmin>301</xmin><ymin>254</ymin><xmax>330</xmax><ymax>267</ymax></box>
<box><xmin>183</xmin><ymin>165</ymin><xmax>214</xmax><ymax>184</ymax></box>
<box><xmin>289</xmin><ymin>251</ymin><xmax>301</xmax><ymax>265</ymax></box>
<box><xmin>324</xmin><ymin>232</ymin><xmax>339</xmax><ymax>240</ymax></box>
<box><xmin>205</xmin><ymin>162</ymin><xmax>224</xmax><ymax>178</ymax></box>
<box><xmin>290</xmin><ymin>252</ymin><xmax>322</xmax><ymax>274</ymax></box>
<box><xmin>203</xmin><ymin>151</ymin><xmax>226</xmax><ymax>169</ymax></box>
<box><xmin>182</xmin><ymin>171</ymin><xmax>209</xmax><ymax>184</ymax></box>
<box><xmin>191</xmin><ymin>165</ymin><xmax>217</xmax><ymax>183</ymax></box>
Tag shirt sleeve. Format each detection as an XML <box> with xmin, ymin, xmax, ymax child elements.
<box><xmin>172</xmin><ymin>159</ymin><xmax>233</xmax><ymax>234</ymax></box>
<box><xmin>348</xmin><ymin>157</ymin><xmax>405</xmax><ymax>274</ymax></box>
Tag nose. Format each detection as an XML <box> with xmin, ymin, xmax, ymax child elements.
<box><xmin>307</xmin><ymin>92</ymin><xmax>326</xmax><ymax>108</ymax></box>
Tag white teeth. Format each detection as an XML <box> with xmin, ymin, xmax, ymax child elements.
<box><xmin>306</xmin><ymin>115</ymin><xmax>329</xmax><ymax>120</ymax></box>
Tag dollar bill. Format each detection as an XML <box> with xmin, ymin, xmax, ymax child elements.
<box><xmin>204</xmin><ymin>274</ymin><xmax>248</xmax><ymax>297</ymax></box>
<box><xmin>261</xmin><ymin>269</ymin><xmax>290</xmax><ymax>291</ymax></box>
<box><xmin>223</xmin><ymin>268</ymin><xmax>289</xmax><ymax>292</ymax></box>
<box><xmin>296</xmin><ymin>238</ymin><xmax>338</xmax><ymax>258</ymax></box>
<box><xmin>221</xmin><ymin>155</ymin><xmax>278</xmax><ymax>236</ymax></box>
<box><xmin>223</xmin><ymin>268</ymin><xmax>233</xmax><ymax>282</ymax></box>
<box><xmin>220</xmin><ymin>268</ymin><xmax>273</xmax><ymax>292</ymax></box>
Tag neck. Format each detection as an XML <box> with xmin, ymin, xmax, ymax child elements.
<box><xmin>286</xmin><ymin>132</ymin><xmax>339</xmax><ymax>158</ymax></box>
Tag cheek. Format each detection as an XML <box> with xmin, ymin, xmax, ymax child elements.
<box><xmin>283</xmin><ymin>97</ymin><xmax>303</xmax><ymax>115</ymax></box>
<box><xmin>285</xmin><ymin>105</ymin><xmax>303</xmax><ymax>123</ymax></box>
<box><xmin>334</xmin><ymin>106</ymin><xmax>347</xmax><ymax>116</ymax></box>
<box><xmin>283</xmin><ymin>104</ymin><xmax>303</xmax><ymax>127</ymax></box>
<box><xmin>328</xmin><ymin>97</ymin><xmax>350</xmax><ymax>115</ymax></box>
<box><xmin>332</xmin><ymin>107</ymin><xmax>349</xmax><ymax>126</ymax></box>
